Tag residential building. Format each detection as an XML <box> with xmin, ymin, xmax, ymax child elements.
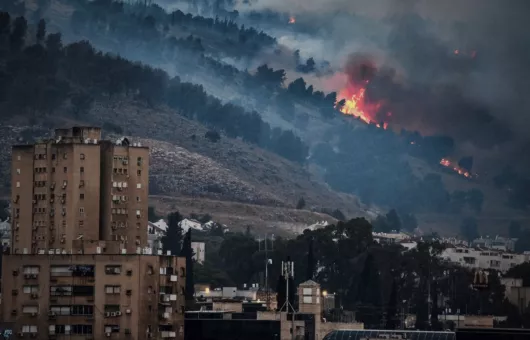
<box><xmin>3</xmin><ymin>127</ymin><xmax>186</xmax><ymax>340</ymax></box>
<box><xmin>10</xmin><ymin>127</ymin><xmax>149</xmax><ymax>254</ymax></box>
<box><xmin>148</xmin><ymin>219</ymin><xmax>168</xmax><ymax>251</ymax></box>
<box><xmin>1</xmin><ymin>254</ymin><xmax>185</xmax><ymax>339</ymax></box>
<box><xmin>191</xmin><ymin>242</ymin><xmax>205</xmax><ymax>264</ymax></box>
<box><xmin>186</xmin><ymin>280</ymin><xmax>363</xmax><ymax>340</ymax></box>
<box><xmin>0</xmin><ymin>218</ymin><xmax>10</xmax><ymax>248</ymax></box>
<box><xmin>472</xmin><ymin>236</ymin><xmax>516</xmax><ymax>252</ymax></box>
<box><xmin>440</xmin><ymin>246</ymin><xmax>526</xmax><ymax>272</ymax></box>
<box><xmin>501</xmin><ymin>278</ymin><xmax>530</xmax><ymax>313</ymax></box>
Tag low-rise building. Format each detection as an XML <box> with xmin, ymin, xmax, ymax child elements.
<box><xmin>440</xmin><ymin>246</ymin><xmax>526</xmax><ymax>272</ymax></box>
<box><xmin>148</xmin><ymin>219</ymin><xmax>168</xmax><ymax>251</ymax></box>
<box><xmin>472</xmin><ymin>236</ymin><xmax>516</xmax><ymax>252</ymax></box>
<box><xmin>186</xmin><ymin>280</ymin><xmax>363</xmax><ymax>340</ymax></box>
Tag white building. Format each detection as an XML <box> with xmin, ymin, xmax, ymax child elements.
<box><xmin>440</xmin><ymin>246</ymin><xmax>527</xmax><ymax>272</ymax></box>
<box><xmin>179</xmin><ymin>219</ymin><xmax>204</xmax><ymax>233</ymax></box>
<box><xmin>147</xmin><ymin>219</ymin><xmax>168</xmax><ymax>250</ymax></box>
<box><xmin>472</xmin><ymin>236</ymin><xmax>516</xmax><ymax>252</ymax></box>
<box><xmin>191</xmin><ymin>242</ymin><xmax>206</xmax><ymax>264</ymax></box>
<box><xmin>372</xmin><ymin>231</ymin><xmax>411</xmax><ymax>244</ymax></box>
<box><xmin>0</xmin><ymin>218</ymin><xmax>10</xmax><ymax>248</ymax></box>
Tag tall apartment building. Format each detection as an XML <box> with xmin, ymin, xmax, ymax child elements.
<box><xmin>2</xmin><ymin>127</ymin><xmax>185</xmax><ymax>339</ymax></box>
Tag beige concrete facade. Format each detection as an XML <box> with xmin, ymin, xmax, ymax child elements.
<box><xmin>10</xmin><ymin>127</ymin><xmax>149</xmax><ymax>255</ymax></box>
<box><xmin>2</xmin><ymin>254</ymin><xmax>185</xmax><ymax>339</ymax></box>
<box><xmin>4</xmin><ymin>127</ymin><xmax>185</xmax><ymax>339</ymax></box>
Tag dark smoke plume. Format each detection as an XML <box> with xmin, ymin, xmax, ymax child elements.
<box><xmin>342</xmin><ymin>52</ymin><xmax>513</xmax><ymax>149</ymax></box>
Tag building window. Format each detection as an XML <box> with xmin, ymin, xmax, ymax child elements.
<box><xmin>136</xmin><ymin>196</ymin><xmax>141</xmax><ymax>202</ymax></box>
<box><xmin>105</xmin><ymin>265</ymin><xmax>121</xmax><ymax>275</ymax></box>
<box><xmin>80</xmin><ymin>167</ymin><xmax>84</xmax><ymax>173</ymax></box>
<box><xmin>50</xmin><ymin>306</ymin><xmax>70</xmax><ymax>315</ymax></box>
<box><xmin>23</xmin><ymin>285</ymin><xmax>39</xmax><ymax>294</ymax></box>
<box><xmin>52</xmin><ymin>167</ymin><xmax>55</xmax><ymax>173</ymax></box>
<box><xmin>136</xmin><ymin>210</ymin><xmax>141</xmax><ymax>217</ymax></box>
<box><xmin>136</xmin><ymin>183</ymin><xmax>141</xmax><ymax>189</ymax></box>
<box><xmin>71</xmin><ymin>285</ymin><xmax>94</xmax><ymax>296</ymax></box>
<box><xmin>51</xmin><ymin>154</ymin><xmax>56</xmax><ymax>160</ymax></box>
<box><xmin>80</xmin><ymin>193</ymin><xmax>84</xmax><ymax>200</ymax></box>
<box><xmin>71</xmin><ymin>305</ymin><xmax>94</xmax><ymax>316</ymax></box>
<box><xmin>63</xmin><ymin>167</ymin><xmax>67</xmax><ymax>173</ymax></box>
<box><xmin>22</xmin><ymin>306</ymin><xmax>39</xmax><ymax>314</ymax></box>
<box><xmin>17</xmin><ymin>155</ymin><xmax>21</xmax><ymax>161</ymax></box>
<box><xmin>105</xmin><ymin>285</ymin><xmax>121</xmax><ymax>294</ymax></box>
<box><xmin>79</xmin><ymin>207</ymin><xmax>84</xmax><ymax>214</ymax></box>
<box><xmin>71</xmin><ymin>325</ymin><xmax>93</xmax><ymax>335</ymax></box>
<box><xmin>137</xmin><ymin>170</ymin><xmax>141</xmax><ymax>176</ymax></box>
<box><xmin>23</xmin><ymin>266</ymin><xmax>40</xmax><ymax>274</ymax></box>
<box><xmin>63</xmin><ymin>153</ymin><xmax>67</xmax><ymax>159</ymax></box>
<box><xmin>50</xmin><ymin>266</ymin><xmax>72</xmax><ymax>277</ymax></box>
<box><xmin>104</xmin><ymin>325</ymin><xmax>120</xmax><ymax>334</ymax></box>
<box><xmin>16</xmin><ymin>181</ymin><xmax>20</xmax><ymax>188</ymax></box>
<box><xmin>16</xmin><ymin>168</ymin><xmax>20</xmax><ymax>174</ymax></box>
<box><xmin>79</xmin><ymin>220</ymin><xmax>84</xmax><ymax>228</ymax></box>
<box><xmin>80</xmin><ymin>153</ymin><xmax>85</xmax><ymax>160</ymax></box>
<box><xmin>21</xmin><ymin>325</ymin><xmax>37</xmax><ymax>334</ymax></box>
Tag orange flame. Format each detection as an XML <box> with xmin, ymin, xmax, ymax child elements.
<box><xmin>338</xmin><ymin>80</ymin><xmax>387</xmax><ymax>128</ymax></box>
<box><xmin>439</xmin><ymin>158</ymin><xmax>473</xmax><ymax>178</ymax></box>
<box><xmin>288</xmin><ymin>16</ymin><xmax>296</xmax><ymax>24</ymax></box>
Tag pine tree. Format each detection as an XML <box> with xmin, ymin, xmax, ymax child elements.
<box><xmin>385</xmin><ymin>280</ymin><xmax>398</xmax><ymax>329</ymax></box>
<box><xmin>181</xmin><ymin>229</ymin><xmax>195</xmax><ymax>310</ymax></box>
<box><xmin>161</xmin><ymin>211</ymin><xmax>183</xmax><ymax>255</ymax></box>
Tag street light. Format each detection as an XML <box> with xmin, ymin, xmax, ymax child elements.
<box><xmin>322</xmin><ymin>290</ymin><xmax>328</xmax><ymax>297</ymax></box>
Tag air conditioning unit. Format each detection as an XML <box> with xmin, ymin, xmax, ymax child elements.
<box><xmin>116</xmin><ymin>311</ymin><xmax>122</xmax><ymax>316</ymax></box>
<box><xmin>30</xmin><ymin>333</ymin><xmax>37</xmax><ymax>338</ymax></box>
<box><xmin>17</xmin><ymin>332</ymin><xmax>23</xmax><ymax>338</ymax></box>
<box><xmin>31</xmin><ymin>293</ymin><xmax>39</xmax><ymax>299</ymax></box>
<box><xmin>163</xmin><ymin>312</ymin><xmax>170</xmax><ymax>319</ymax></box>
<box><xmin>24</xmin><ymin>273</ymin><xmax>31</xmax><ymax>279</ymax></box>
<box><xmin>106</xmin><ymin>333</ymin><xmax>111</xmax><ymax>337</ymax></box>
<box><xmin>31</xmin><ymin>312</ymin><xmax>37</xmax><ymax>317</ymax></box>
<box><xmin>126</xmin><ymin>309</ymin><xmax>131</xmax><ymax>314</ymax></box>
<box><xmin>105</xmin><ymin>312</ymin><xmax>111</xmax><ymax>317</ymax></box>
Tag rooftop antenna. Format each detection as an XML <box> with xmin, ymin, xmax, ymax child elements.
<box><xmin>279</xmin><ymin>258</ymin><xmax>296</xmax><ymax>340</ymax></box>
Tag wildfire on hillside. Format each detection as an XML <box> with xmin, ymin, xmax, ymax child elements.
<box><xmin>288</xmin><ymin>16</ymin><xmax>296</xmax><ymax>24</ymax></box>
<box><xmin>338</xmin><ymin>81</ymin><xmax>388</xmax><ymax>128</ymax></box>
<box><xmin>440</xmin><ymin>158</ymin><xmax>475</xmax><ymax>179</ymax></box>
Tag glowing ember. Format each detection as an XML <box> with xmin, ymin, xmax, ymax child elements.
<box><xmin>439</xmin><ymin>158</ymin><xmax>473</xmax><ymax>178</ymax></box>
<box><xmin>288</xmin><ymin>16</ymin><xmax>296</xmax><ymax>24</ymax></box>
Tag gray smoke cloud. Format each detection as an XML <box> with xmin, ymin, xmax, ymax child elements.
<box><xmin>235</xmin><ymin>0</ymin><xmax>530</xmax><ymax>159</ymax></box>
